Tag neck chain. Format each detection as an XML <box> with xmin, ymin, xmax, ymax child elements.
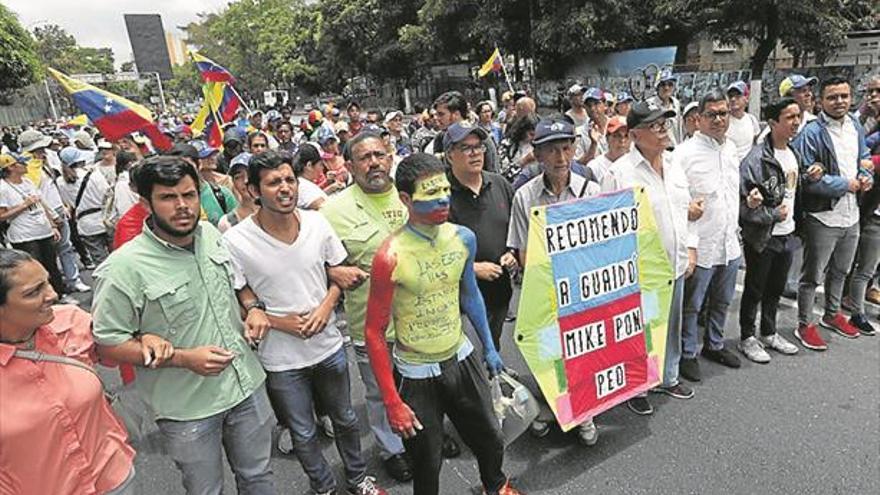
<box><xmin>405</xmin><ymin>223</ymin><xmax>438</xmax><ymax>247</ymax></box>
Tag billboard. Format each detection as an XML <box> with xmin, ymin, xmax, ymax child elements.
<box><xmin>124</xmin><ymin>14</ymin><xmax>173</xmax><ymax>80</ymax></box>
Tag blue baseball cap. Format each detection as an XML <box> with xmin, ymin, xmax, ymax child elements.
<box><xmin>532</xmin><ymin>119</ymin><xmax>576</xmax><ymax>146</ymax></box>
<box><xmin>779</xmin><ymin>74</ymin><xmax>818</xmax><ymax>97</ymax></box>
<box><xmin>223</xmin><ymin>126</ymin><xmax>246</xmax><ymax>144</ymax></box>
<box><xmin>616</xmin><ymin>91</ymin><xmax>634</xmax><ymax>103</ymax></box>
<box><xmin>228</xmin><ymin>152</ymin><xmax>252</xmax><ymax>175</ymax></box>
<box><xmin>583</xmin><ymin>87</ymin><xmax>605</xmax><ymax>102</ymax></box>
<box><xmin>191</xmin><ymin>140</ymin><xmax>219</xmax><ymax>159</ymax></box>
<box><xmin>59</xmin><ymin>146</ymin><xmax>94</xmax><ymax>166</ymax></box>
<box><xmin>656</xmin><ymin>68</ymin><xmax>677</xmax><ymax>86</ymax></box>
<box><xmin>443</xmin><ymin>121</ymin><xmax>488</xmax><ymax>150</ymax></box>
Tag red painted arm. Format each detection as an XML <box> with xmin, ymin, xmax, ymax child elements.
<box><xmin>364</xmin><ymin>240</ymin><xmax>422</xmax><ymax>437</ymax></box>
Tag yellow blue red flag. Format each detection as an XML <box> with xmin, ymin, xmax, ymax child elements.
<box><xmin>478</xmin><ymin>48</ymin><xmax>503</xmax><ymax>78</ymax></box>
<box><xmin>191</xmin><ymin>52</ymin><xmax>236</xmax><ymax>84</ymax></box>
<box><xmin>48</xmin><ymin>67</ymin><xmax>172</xmax><ymax>150</ymax></box>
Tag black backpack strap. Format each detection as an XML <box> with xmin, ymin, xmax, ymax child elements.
<box><xmin>74</xmin><ymin>170</ymin><xmax>94</xmax><ymax>210</ymax></box>
<box><xmin>209</xmin><ymin>183</ymin><xmax>229</xmax><ymax>212</ymax></box>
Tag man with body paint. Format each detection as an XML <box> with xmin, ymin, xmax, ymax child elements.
<box><xmin>364</xmin><ymin>153</ymin><xmax>523</xmax><ymax>495</ymax></box>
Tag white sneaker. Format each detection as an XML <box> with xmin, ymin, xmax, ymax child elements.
<box><xmin>737</xmin><ymin>337</ymin><xmax>770</xmax><ymax>363</ymax></box>
<box><xmin>576</xmin><ymin>420</ymin><xmax>598</xmax><ymax>446</ymax></box>
<box><xmin>71</xmin><ymin>281</ymin><xmax>91</xmax><ymax>293</ymax></box>
<box><xmin>58</xmin><ymin>294</ymin><xmax>79</xmax><ymax>305</ymax></box>
<box><xmin>760</xmin><ymin>333</ymin><xmax>799</xmax><ymax>355</ymax></box>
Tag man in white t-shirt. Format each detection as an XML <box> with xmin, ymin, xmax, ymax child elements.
<box><xmin>725</xmin><ymin>81</ymin><xmax>761</xmax><ymax>162</ymax></box>
<box><xmin>223</xmin><ymin>150</ymin><xmax>386</xmax><ymax>495</ymax></box>
<box><xmin>737</xmin><ymin>98</ymin><xmax>804</xmax><ymax>364</ymax></box>
<box><xmin>55</xmin><ymin>147</ymin><xmax>112</xmax><ymax>265</ymax></box>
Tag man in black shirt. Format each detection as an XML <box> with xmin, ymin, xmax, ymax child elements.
<box><xmin>445</xmin><ymin>122</ymin><xmax>517</xmax><ymax>350</ymax></box>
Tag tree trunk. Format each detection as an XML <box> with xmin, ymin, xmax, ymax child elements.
<box><xmin>748</xmin><ymin>3</ymin><xmax>780</xmax><ymax>119</ymax></box>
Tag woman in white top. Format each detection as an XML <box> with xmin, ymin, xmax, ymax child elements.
<box><xmin>0</xmin><ymin>154</ymin><xmax>63</xmax><ymax>294</ymax></box>
<box><xmin>293</xmin><ymin>145</ymin><xmax>329</xmax><ymax>210</ymax></box>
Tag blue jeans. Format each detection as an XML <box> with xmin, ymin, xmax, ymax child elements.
<box><xmin>53</xmin><ymin>208</ymin><xmax>81</xmax><ymax>289</ymax></box>
<box><xmin>683</xmin><ymin>257</ymin><xmax>742</xmax><ymax>358</ymax></box>
<box><xmin>156</xmin><ymin>385</ymin><xmax>275</xmax><ymax>495</ymax></box>
<box><xmin>354</xmin><ymin>344</ymin><xmax>405</xmax><ymax>460</ymax></box>
<box><xmin>266</xmin><ymin>346</ymin><xmax>366</xmax><ymax>493</ymax></box>
<box><xmin>662</xmin><ymin>275</ymin><xmax>685</xmax><ymax>387</ymax></box>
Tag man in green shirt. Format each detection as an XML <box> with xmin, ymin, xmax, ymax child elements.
<box><xmin>91</xmin><ymin>156</ymin><xmax>275</xmax><ymax>495</ymax></box>
<box><xmin>323</xmin><ymin>131</ymin><xmax>414</xmax><ymax>481</ymax></box>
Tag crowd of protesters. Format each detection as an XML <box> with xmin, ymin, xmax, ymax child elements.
<box><xmin>1</xmin><ymin>70</ymin><xmax>879</xmax><ymax>495</ymax></box>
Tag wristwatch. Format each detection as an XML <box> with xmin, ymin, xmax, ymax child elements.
<box><xmin>244</xmin><ymin>299</ymin><xmax>266</xmax><ymax>313</ymax></box>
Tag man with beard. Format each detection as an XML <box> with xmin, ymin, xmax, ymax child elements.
<box><xmin>223</xmin><ymin>151</ymin><xmax>387</xmax><ymax>495</ymax></box>
<box><xmin>91</xmin><ymin>156</ymin><xmax>276</xmax><ymax>495</ymax></box>
<box><xmin>365</xmin><ymin>153</ymin><xmax>522</xmax><ymax>495</ymax></box>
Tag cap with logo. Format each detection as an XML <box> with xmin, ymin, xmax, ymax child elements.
<box><xmin>228</xmin><ymin>152</ymin><xmax>252</xmax><ymax>175</ymax></box>
<box><xmin>656</xmin><ymin>68</ymin><xmax>677</xmax><ymax>87</ymax></box>
<box><xmin>616</xmin><ymin>91</ymin><xmax>634</xmax><ymax>103</ymax></box>
<box><xmin>627</xmin><ymin>101</ymin><xmax>677</xmax><ymax>129</ymax></box>
<box><xmin>191</xmin><ymin>140</ymin><xmax>219</xmax><ymax>159</ymax></box>
<box><xmin>443</xmin><ymin>121</ymin><xmax>489</xmax><ymax>150</ymax></box>
<box><xmin>583</xmin><ymin>87</ymin><xmax>605</xmax><ymax>102</ymax></box>
<box><xmin>0</xmin><ymin>153</ymin><xmax>28</xmax><ymax>169</ymax></box>
<box><xmin>532</xmin><ymin>119</ymin><xmax>576</xmax><ymax>146</ymax></box>
<box><xmin>567</xmin><ymin>84</ymin><xmax>585</xmax><ymax>96</ymax></box>
<box><xmin>778</xmin><ymin>74</ymin><xmax>818</xmax><ymax>97</ymax></box>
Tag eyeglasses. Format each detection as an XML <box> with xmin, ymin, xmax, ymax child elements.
<box><xmin>638</xmin><ymin>120</ymin><xmax>672</xmax><ymax>133</ymax></box>
<box><xmin>355</xmin><ymin>150</ymin><xmax>389</xmax><ymax>163</ymax></box>
<box><xmin>702</xmin><ymin>110</ymin><xmax>730</xmax><ymax>120</ymax></box>
<box><xmin>453</xmin><ymin>144</ymin><xmax>486</xmax><ymax>155</ymax></box>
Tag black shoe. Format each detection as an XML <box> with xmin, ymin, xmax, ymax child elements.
<box><xmin>383</xmin><ymin>453</ymin><xmax>413</xmax><ymax>482</ymax></box>
<box><xmin>626</xmin><ymin>396</ymin><xmax>654</xmax><ymax>415</ymax></box>
<box><xmin>651</xmin><ymin>383</ymin><xmax>695</xmax><ymax>399</ymax></box>
<box><xmin>850</xmin><ymin>313</ymin><xmax>877</xmax><ymax>336</ymax></box>
<box><xmin>679</xmin><ymin>357</ymin><xmax>701</xmax><ymax>382</ymax></box>
<box><xmin>441</xmin><ymin>433</ymin><xmax>460</xmax><ymax>458</ymax></box>
<box><xmin>781</xmin><ymin>287</ymin><xmax>797</xmax><ymax>300</ymax></box>
<box><xmin>701</xmin><ymin>346</ymin><xmax>742</xmax><ymax>368</ymax></box>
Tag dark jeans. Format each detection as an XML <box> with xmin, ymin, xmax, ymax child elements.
<box><xmin>12</xmin><ymin>236</ymin><xmax>63</xmax><ymax>295</ymax></box>
<box><xmin>397</xmin><ymin>352</ymin><xmax>506</xmax><ymax>495</ymax></box>
<box><xmin>487</xmin><ymin>302</ymin><xmax>509</xmax><ymax>352</ymax></box>
<box><xmin>740</xmin><ymin>237</ymin><xmax>795</xmax><ymax>339</ymax></box>
<box><xmin>265</xmin><ymin>346</ymin><xmax>366</xmax><ymax>493</ymax></box>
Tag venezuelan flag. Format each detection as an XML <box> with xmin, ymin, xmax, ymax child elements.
<box><xmin>48</xmin><ymin>68</ymin><xmax>172</xmax><ymax>151</ymax></box>
<box><xmin>191</xmin><ymin>52</ymin><xmax>235</xmax><ymax>84</ymax></box>
<box><xmin>478</xmin><ymin>48</ymin><xmax>503</xmax><ymax>78</ymax></box>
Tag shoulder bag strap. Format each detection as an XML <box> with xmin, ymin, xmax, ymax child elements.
<box><xmin>12</xmin><ymin>349</ymin><xmax>113</xmax><ymax>398</ymax></box>
<box><xmin>75</xmin><ymin>170</ymin><xmax>94</xmax><ymax>211</ymax></box>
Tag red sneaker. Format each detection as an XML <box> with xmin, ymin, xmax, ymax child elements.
<box><xmin>820</xmin><ymin>313</ymin><xmax>860</xmax><ymax>339</ymax></box>
<box><xmin>486</xmin><ymin>479</ymin><xmax>525</xmax><ymax>495</ymax></box>
<box><xmin>795</xmin><ymin>323</ymin><xmax>828</xmax><ymax>351</ymax></box>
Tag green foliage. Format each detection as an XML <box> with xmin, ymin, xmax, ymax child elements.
<box><xmin>0</xmin><ymin>3</ymin><xmax>41</xmax><ymax>92</ymax></box>
<box><xmin>33</xmin><ymin>24</ymin><xmax>114</xmax><ymax>75</ymax></box>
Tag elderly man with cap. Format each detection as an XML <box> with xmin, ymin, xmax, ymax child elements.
<box><xmin>780</xmin><ymin>74</ymin><xmax>819</xmax><ymax>134</ymax></box>
<box><xmin>586</xmin><ymin>115</ymin><xmax>631</xmax><ymax>184</ymax></box>
<box><xmin>384</xmin><ymin>110</ymin><xmax>412</xmax><ymax>157</ymax></box>
<box><xmin>508</xmin><ymin>117</ymin><xmax>601</xmax><ymax>444</ymax></box>
<box><xmin>193</xmin><ymin>140</ymin><xmax>238</xmax><ymax>226</ymax></box>
<box><xmin>602</xmin><ymin>101</ymin><xmax>700</xmax><ymax>411</ymax></box>
<box><xmin>647</xmin><ymin>69</ymin><xmax>683</xmax><ymax>144</ymax></box>
<box><xmin>564</xmin><ymin>84</ymin><xmax>589</xmax><ymax>130</ymax></box>
<box><xmin>615</xmin><ymin>91</ymin><xmax>634</xmax><ymax>118</ymax></box>
<box><xmin>575</xmin><ymin>87</ymin><xmax>610</xmax><ymax>165</ymax></box>
<box><xmin>54</xmin><ymin>147</ymin><xmax>113</xmax><ymax>266</ymax></box>
<box><xmin>726</xmin><ymin>81</ymin><xmax>761</xmax><ymax>162</ymax></box>
<box><xmin>444</xmin><ymin>122</ymin><xmax>518</xmax><ymax>353</ymax></box>
<box><xmin>674</xmin><ymin>89</ymin><xmax>744</xmax><ymax>381</ymax></box>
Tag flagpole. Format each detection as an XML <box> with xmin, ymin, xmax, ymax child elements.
<box><xmin>228</xmin><ymin>85</ymin><xmax>252</xmax><ymax>115</ymax></box>
<box><xmin>496</xmin><ymin>46</ymin><xmax>515</xmax><ymax>93</ymax></box>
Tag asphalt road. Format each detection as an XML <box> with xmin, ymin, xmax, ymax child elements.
<box><xmin>78</xmin><ymin>270</ymin><xmax>879</xmax><ymax>495</ymax></box>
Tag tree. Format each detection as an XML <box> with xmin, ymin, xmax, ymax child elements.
<box><xmin>705</xmin><ymin>0</ymin><xmax>877</xmax><ymax>76</ymax></box>
<box><xmin>183</xmin><ymin>0</ymin><xmax>322</xmax><ymax>95</ymax></box>
<box><xmin>33</xmin><ymin>23</ymin><xmax>114</xmax><ymax>74</ymax></box>
<box><xmin>0</xmin><ymin>3</ymin><xmax>41</xmax><ymax>93</ymax></box>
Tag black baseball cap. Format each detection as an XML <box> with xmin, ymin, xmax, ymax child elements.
<box><xmin>443</xmin><ymin>122</ymin><xmax>488</xmax><ymax>150</ymax></box>
<box><xmin>627</xmin><ymin>101</ymin><xmax>676</xmax><ymax>129</ymax></box>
